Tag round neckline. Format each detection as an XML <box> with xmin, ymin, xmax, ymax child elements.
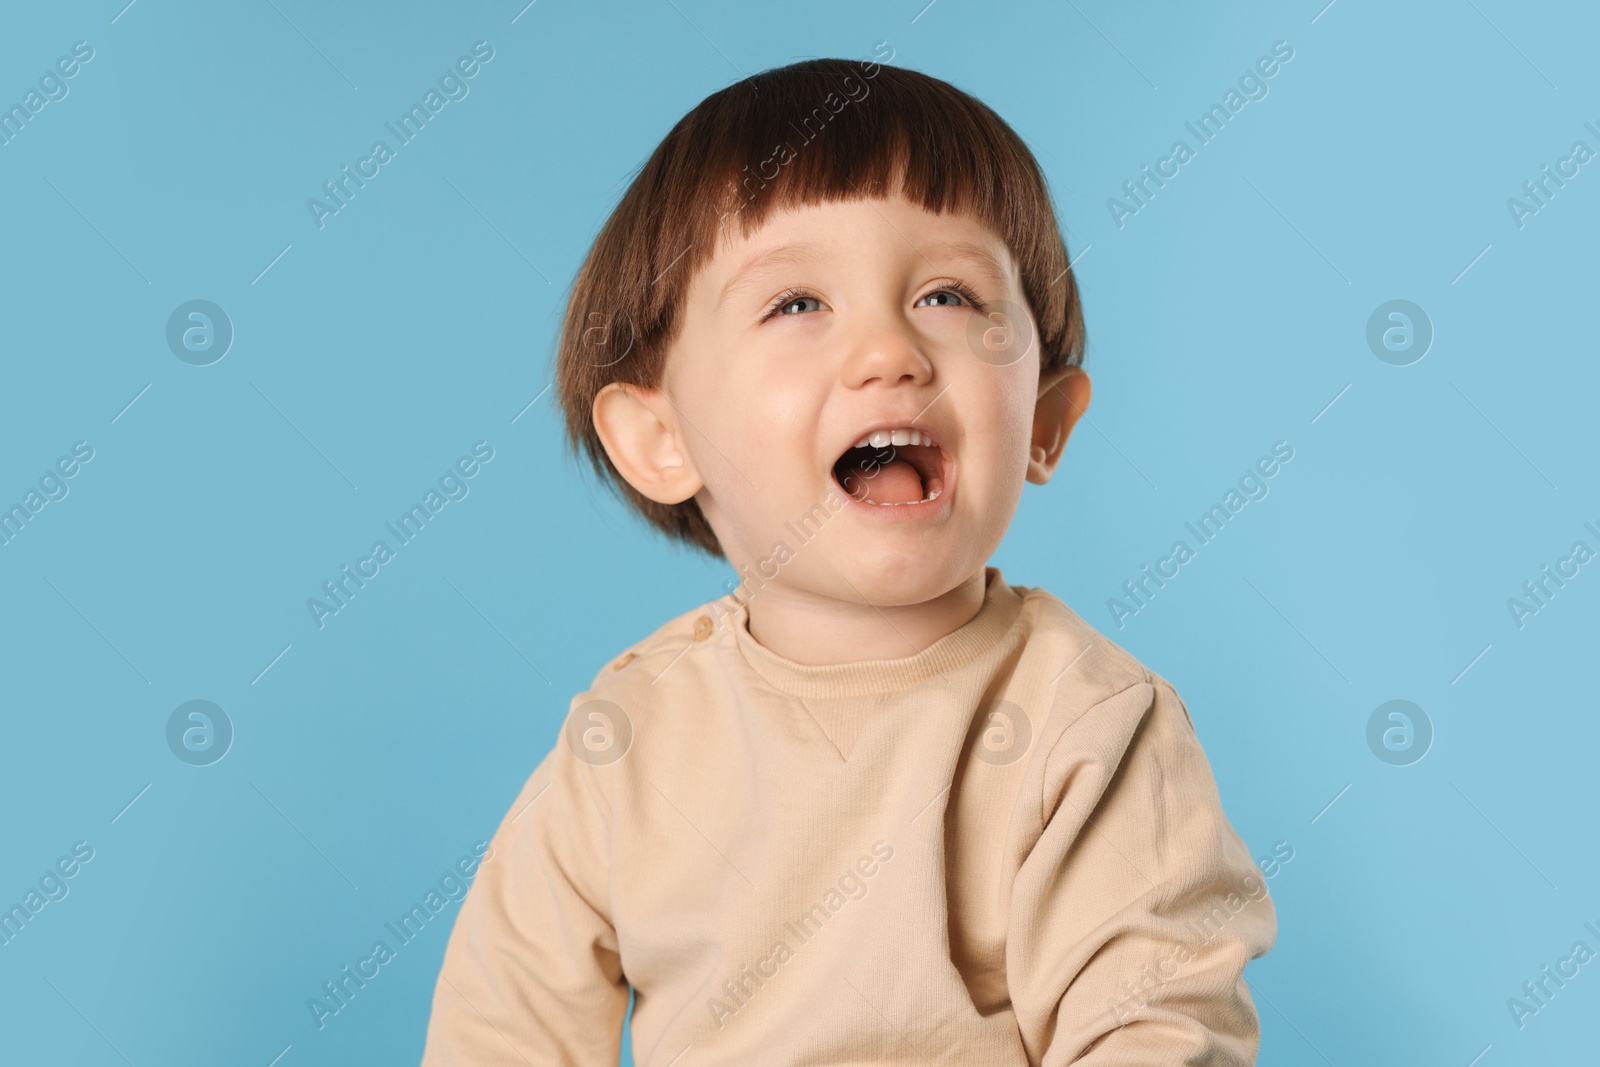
<box><xmin>720</xmin><ymin>566</ymin><xmax>1026</xmax><ymax>699</ymax></box>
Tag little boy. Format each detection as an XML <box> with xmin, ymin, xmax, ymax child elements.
<box><xmin>421</xmin><ymin>54</ymin><xmax>1275</xmax><ymax>1066</ymax></box>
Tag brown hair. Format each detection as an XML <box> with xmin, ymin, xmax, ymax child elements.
<box><xmin>554</xmin><ymin>55</ymin><xmax>1086</xmax><ymax>559</ymax></box>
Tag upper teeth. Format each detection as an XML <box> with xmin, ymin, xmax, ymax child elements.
<box><xmin>854</xmin><ymin>428</ymin><xmax>931</xmax><ymax>449</ymax></box>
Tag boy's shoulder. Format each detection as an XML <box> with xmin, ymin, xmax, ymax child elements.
<box><xmin>1009</xmin><ymin>579</ymin><xmax>1190</xmax><ymax>722</ymax></box>
<box><xmin>573</xmin><ymin>592</ymin><xmax>733</xmax><ymax>697</ymax></box>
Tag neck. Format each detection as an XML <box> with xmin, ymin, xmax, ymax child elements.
<box><xmin>739</xmin><ymin>568</ymin><xmax>989</xmax><ymax>666</ymax></box>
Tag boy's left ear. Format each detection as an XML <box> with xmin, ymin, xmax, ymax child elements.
<box><xmin>1027</xmin><ymin>365</ymin><xmax>1091</xmax><ymax>485</ymax></box>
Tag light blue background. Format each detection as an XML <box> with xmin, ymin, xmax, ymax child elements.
<box><xmin>2</xmin><ymin>1</ymin><xmax>1596</xmax><ymax>1064</ymax></box>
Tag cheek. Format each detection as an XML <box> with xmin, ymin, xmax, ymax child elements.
<box><xmin>682</xmin><ymin>390</ymin><xmax>804</xmax><ymax>513</ymax></box>
<box><xmin>967</xmin><ymin>367</ymin><xmax>1039</xmax><ymax>467</ymax></box>
<box><xmin>692</xmin><ymin>409</ymin><xmax>760</xmax><ymax>489</ymax></box>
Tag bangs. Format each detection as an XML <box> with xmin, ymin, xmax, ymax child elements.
<box><xmin>636</xmin><ymin>57</ymin><xmax>1082</xmax><ymax>366</ymax></box>
<box><xmin>701</xmin><ymin>62</ymin><xmax>1009</xmax><ymax>246</ymax></box>
<box><xmin>555</xmin><ymin>57</ymin><xmax>1086</xmax><ymax>558</ymax></box>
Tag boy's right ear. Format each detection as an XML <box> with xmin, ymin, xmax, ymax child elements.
<box><xmin>591</xmin><ymin>383</ymin><xmax>704</xmax><ymax>505</ymax></box>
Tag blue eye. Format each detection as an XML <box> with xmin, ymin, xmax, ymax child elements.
<box><xmin>916</xmin><ymin>281</ymin><xmax>986</xmax><ymax>310</ymax></box>
<box><xmin>758</xmin><ymin>289</ymin><xmax>827</xmax><ymax>322</ymax></box>
<box><xmin>759</xmin><ymin>280</ymin><xmax>988</xmax><ymax>322</ymax></box>
<box><xmin>774</xmin><ymin>293</ymin><xmax>823</xmax><ymax>316</ymax></box>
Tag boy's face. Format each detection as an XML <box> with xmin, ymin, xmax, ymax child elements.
<box><xmin>594</xmin><ymin>191</ymin><xmax>1088</xmax><ymax>609</ymax></box>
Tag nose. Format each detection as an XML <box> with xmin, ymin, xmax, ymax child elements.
<box><xmin>839</xmin><ymin>318</ymin><xmax>934</xmax><ymax>390</ymax></box>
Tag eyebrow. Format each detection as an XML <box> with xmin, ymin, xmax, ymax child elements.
<box><xmin>715</xmin><ymin>241</ymin><xmax>829</xmax><ymax>311</ymax></box>
<box><xmin>713</xmin><ymin>237</ymin><xmax>1014</xmax><ymax>313</ymax></box>
<box><xmin>920</xmin><ymin>240</ymin><xmax>1013</xmax><ymax>289</ymax></box>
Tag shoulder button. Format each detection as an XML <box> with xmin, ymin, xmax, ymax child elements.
<box><xmin>693</xmin><ymin>614</ymin><xmax>713</xmax><ymax>641</ymax></box>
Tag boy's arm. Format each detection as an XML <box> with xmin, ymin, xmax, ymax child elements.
<box><xmin>1007</xmin><ymin>680</ymin><xmax>1277</xmax><ymax>1066</ymax></box>
<box><xmin>420</xmin><ymin>708</ymin><xmax>628</xmax><ymax>1067</ymax></box>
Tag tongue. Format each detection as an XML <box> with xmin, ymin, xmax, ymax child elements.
<box><xmin>850</xmin><ymin>457</ymin><xmax>924</xmax><ymax>504</ymax></box>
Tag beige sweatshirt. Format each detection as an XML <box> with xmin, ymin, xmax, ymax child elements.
<box><xmin>420</xmin><ymin>566</ymin><xmax>1277</xmax><ymax>1066</ymax></box>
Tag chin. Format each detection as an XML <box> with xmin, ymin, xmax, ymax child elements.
<box><xmin>825</xmin><ymin>542</ymin><xmax>975</xmax><ymax>609</ymax></box>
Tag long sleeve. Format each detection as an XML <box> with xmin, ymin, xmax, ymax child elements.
<box><xmin>420</xmin><ymin>700</ymin><xmax>629</xmax><ymax>1067</ymax></box>
<box><xmin>1007</xmin><ymin>680</ymin><xmax>1277</xmax><ymax>1066</ymax></box>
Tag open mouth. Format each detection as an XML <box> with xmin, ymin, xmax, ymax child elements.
<box><xmin>831</xmin><ymin>428</ymin><xmax>950</xmax><ymax>507</ymax></box>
